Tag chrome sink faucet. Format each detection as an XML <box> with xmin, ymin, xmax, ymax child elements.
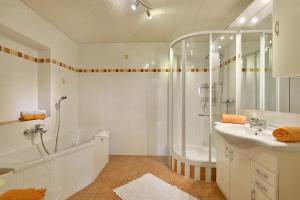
<box><xmin>249</xmin><ymin>117</ymin><xmax>267</xmax><ymax>131</ymax></box>
<box><xmin>24</xmin><ymin>124</ymin><xmax>47</xmax><ymax>136</ymax></box>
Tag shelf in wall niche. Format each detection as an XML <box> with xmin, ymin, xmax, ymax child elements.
<box><xmin>0</xmin><ymin>117</ymin><xmax>49</xmax><ymax>126</ymax></box>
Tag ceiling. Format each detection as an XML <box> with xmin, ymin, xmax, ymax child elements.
<box><xmin>21</xmin><ymin>0</ymin><xmax>253</xmax><ymax>43</ymax></box>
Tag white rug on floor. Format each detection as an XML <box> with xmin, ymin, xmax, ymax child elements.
<box><xmin>113</xmin><ymin>173</ymin><xmax>198</xmax><ymax>200</ymax></box>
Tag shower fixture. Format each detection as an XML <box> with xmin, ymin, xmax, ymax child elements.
<box><xmin>55</xmin><ymin>96</ymin><xmax>67</xmax><ymax>153</ymax></box>
<box><xmin>131</xmin><ymin>0</ymin><xmax>152</xmax><ymax>19</ymax></box>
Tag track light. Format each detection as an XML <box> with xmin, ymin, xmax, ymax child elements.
<box><xmin>146</xmin><ymin>9</ymin><xmax>152</xmax><ymax>19</ymax></box>
<box><xmin>131</xmin><ymin>1</ymin><xmax>139</xmax><ymax>11</ymax></box>
<box><xmin>131</xmin><ymin>0</ymin><xmax>153</xmax><ymax>19</ymax></box>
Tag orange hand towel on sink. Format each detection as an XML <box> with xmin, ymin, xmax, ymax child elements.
<box><xmin>273</xmin><ymin>127</ymin><xmax>300</xmax><ymax>142</ymax></box>
<box><xmin>221</xmin><ymin>114</ymin><xmax>246</xmax><ymax>124</ymax></box>
<box><xmin>0</xmin><ymin>188</ymin><xmax>46</xmax><ymax>200</ymax></box>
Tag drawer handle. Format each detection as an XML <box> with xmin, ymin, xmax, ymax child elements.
<box><xmin>225</xmin><ymin>147</ymin><xmax>229</xmax><ymax>158</ymax></box>
<box><xmin>251</xmin><ymin>189</ymin><xmax>256</xmax><ymax>200</ymax></box>
<box><xmin>255</xmin><ymin>181</ymin><xmax>268</xmax><ymax>193</ymax></box>
<box><xmin>275</xmin><ymin>20</ymin><xmax>279</xmax><ymax>36</ymax></box>
<box><xmin>230</xmin><ymin>151</ymin><xmax>234</xmax><ymax>161</ymax></box>
<box><xmin>255</xmin><ymin>168</ymin><xmax>268</xmax><ymax>179</ymax></box>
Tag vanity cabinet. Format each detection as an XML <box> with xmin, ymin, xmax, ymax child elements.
<box><xmin>229</xmin><ymin>147</ymin><xmax>251</xmax><ymax>200</ymax></box>
<box><xmin>273</xmin><ymin>0</ymin><xmax>300</xmax><ymax>77</ymax></box>
<box><xmin>216</xmin><ymin>136</ymin><xmax>251</xmax><ymax>200</ymax></box>
<box><xmin>216</xmin><ymin>135</ymin><xmax>278</xmax><ymax>200</ymax></box>
<box><xmin>216</xmin><ymin>136</ymin><xmax>230</xmax><ymax>198</ymax></box>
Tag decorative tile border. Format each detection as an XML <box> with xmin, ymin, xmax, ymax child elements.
<box><xmin>0</xmin><ymin>44</ymin><xmax>209</xmax><ymax>73</ymax></box>
<box><xmin>242</xmin><ymin>67</ymin><xmax>271</xmax><ymax>72</ymax></box>
<box><xmin>219</xmin><ymin>56</ymin><xmax>237</xmax><ymax>68</ymax></box>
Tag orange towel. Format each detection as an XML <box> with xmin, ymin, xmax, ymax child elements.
<box><xmin>0</xmin><ymin>188</ymin><xmax>47</xmax><ymax>200</ymax></box>
<box><xmin>19</xmin><ymin>114</ymin><xmax>47</xmax><ymax>121</ymax></box>
<box><xmin>273</xmin><ymin>127</ymin><xmax>300</xmax><ymax>142</ymax></box>
<box><xmin>221</xmin><ymin>114</ymin><xmax>246</xmax><ymax>124</ymax></box>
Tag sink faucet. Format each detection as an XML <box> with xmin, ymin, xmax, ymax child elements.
<box><xmin>24</xmin><ymin>124</ymin><xmax>47</xmax><ymax>136</ymax></box>
<box><xmin>249</xmin><ymin>118</ymin><xmax>267</xmax><ymax>131</ymax></box>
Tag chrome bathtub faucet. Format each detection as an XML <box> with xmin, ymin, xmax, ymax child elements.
<box><xmin>24</xmin><ymin>124</ymin><xmax>47</xmax><ymax>136</ymax></box>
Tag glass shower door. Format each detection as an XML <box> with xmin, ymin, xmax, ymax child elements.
<box><xmin>171</xmin><ymin>41</ymin><xmax>185</xmax><ymax>157</ymax></box>
<box><xmin>185</xmin><ymin>35</ymin><xmax>210</xmax><ymax>161</ymax></box>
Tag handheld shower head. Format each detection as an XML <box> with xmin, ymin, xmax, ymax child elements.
<box><xmin>55</xmin><ymin>96</ymin><xmax>67</xmax><ymax>109</ymax></box>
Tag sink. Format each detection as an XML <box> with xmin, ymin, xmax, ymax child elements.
<box><xmin>214</xmin><ymin>122</ymin><xmax>291</xmax><ymax>150</ymax></box>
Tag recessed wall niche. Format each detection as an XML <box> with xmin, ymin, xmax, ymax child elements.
<box><xmin>0</xmin><ymin>25</ymin><xmax>51</xmax><ymax>124</ymax></box>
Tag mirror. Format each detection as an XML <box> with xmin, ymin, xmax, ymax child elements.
<box><xmin>240</xmin><ymin>31</ymin><xmax>300</xmax><ymax>114</ymax></box>
<box><xmin>241</xmin><ymin>32</ymin><xmax>261</xmax><ymax>110</ymax></box>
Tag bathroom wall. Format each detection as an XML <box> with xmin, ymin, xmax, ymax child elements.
<box><xmin>78</xmin><ymin>43</ymin><xmax>169</xmax><ymax>155</ymax></box>
<box><xmin>0</xmin><ymin>0</ymin><xmax>79</xmax><ymax>155</ymax></box>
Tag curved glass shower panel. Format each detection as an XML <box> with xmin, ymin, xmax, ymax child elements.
<box><xmin>185</xmin><ymin>35</ymin><xmax>210</xmax><ymax>161</ymax></box>
<box><xmin>211</xmin><ymin>33</ymin><xmax>237</xmax><ymax>162</ymax></box>
<box><xmin>171</xmin><ymin>41</ymin><xmax>184</xmax><ymax>156</ymax></box>
<box><xmin>211</xmin><ymin>33</ymin><xmax>237</xmax><ymax>116</ymax></box>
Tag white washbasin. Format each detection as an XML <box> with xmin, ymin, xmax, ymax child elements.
<box><xmin>214</xmin><ymin>122</ymin><xmax>300</xmax><ymax>151</ymax></box>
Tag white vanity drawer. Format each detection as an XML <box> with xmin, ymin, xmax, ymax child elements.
<box><xmin>252</xmin><ymin>175</ymin><xmax>277</xmax><ymax>200</ymax></box>
<box><xmin>252</xmin><ymin>162</ymin><xmax>277</xmax><ymax>187</ymax></box>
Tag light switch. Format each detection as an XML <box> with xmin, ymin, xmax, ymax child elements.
<box><xmin>62</xmin><ymin>78</ymin><xmax>66</xmax><ymax>84</ymax></box>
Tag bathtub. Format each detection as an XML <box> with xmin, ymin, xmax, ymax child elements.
<box><xmin>0</xmin><ymin>128</ymin><xmax>109</xmax><ymax>199</ymax></box>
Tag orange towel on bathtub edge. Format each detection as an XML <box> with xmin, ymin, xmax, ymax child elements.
<box><xmin>0</xmin><ymin>188</ymin><xmax>47</xmax><ymax>200</ymax></box>
<box><xmin>221</xmin><ymin>114</ymin><xmax>246</xmax><ymax>124</ymax></box>
<box><xmin>19</xmin><ymin>114</ymin><xmax>47</xmax><ymax>121</ymax></box>
<box><xmin>273</xmin><ymin>127</ymin><xmax>300</xmax><ymax>142</ymax></box>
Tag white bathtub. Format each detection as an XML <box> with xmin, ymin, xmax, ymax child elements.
<box><xmin>0</xmin><ymin>128</ymin><xmax>109</xmax><ymax>199</ymax></box>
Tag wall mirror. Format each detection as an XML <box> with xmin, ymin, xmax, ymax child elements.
<box><xmin>240</xmin><ymin>32</ymin><xmax>261</xmax><ymax>110</ymax></box>
<box><xmin>240</xmin><ymin>30</ymin><xmax>300</xmax><ymax>114</ymax></box>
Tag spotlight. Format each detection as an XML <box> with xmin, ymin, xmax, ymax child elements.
<box><xmin>218</xmin><ymin>45</ymin><xmax>222</xmax><ymax>49</ymax></box>
<box><xmin>146</xmin><ymin>9</ymin><xmax>152</xmax><ymax>19</ymax></box>
<box><xmin>262</xmin><ymin>0</ymin><xmax>271</xmax><ymax>3</ymax></box>
<box><xmin>239</xmin><ymin>17</ymin><xmax>246</xmax><ymax>24</ymax></box>
<box><xmin>221</xmin><ymin>36</ymin><xmax>225</xmax><ymax>40</ymax></box>
<box><xmin>230</xmin><ymin>36</ymin><xmax>234</xmax><ymax>40</ymax></box>
<box><xmin>251</xmin><ymin>17</ymin><xmax>258</xmax><ymax>24</ymax></box>
<box><xmin>131</xmin><ymin>1</ymin><xmax>139</xmax><ymax>11</ymax></box>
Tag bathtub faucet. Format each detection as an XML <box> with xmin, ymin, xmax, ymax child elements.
<box><xmin>24</xmin><ymin>124</ymin><xmax>47</xmax><ymax>136</ymax></box>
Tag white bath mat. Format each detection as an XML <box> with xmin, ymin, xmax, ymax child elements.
<box><xmin>113</xmin><ymin>173</ymin><xmax>198</xmax><ymax>200</ymax></box>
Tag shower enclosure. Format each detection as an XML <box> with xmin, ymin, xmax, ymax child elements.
<box><xmin>168</xmin><ymin>31</ymin><xmax>238</xmax><ymax>181</ymax></box>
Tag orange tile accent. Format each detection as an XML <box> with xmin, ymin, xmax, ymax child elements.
<box><xmin>180</xmin><ymin>162</ymin><xmax>185</xmax><ymax>176</ymax></box>
<box><xmin>174</xmin><ymin>159</ymin><xmax>177</xmax><ymax>172</ymax></box>
<box><xmin>211</xmin><ymin>167</ymin><xmax>217</xmax><ymax>182</ymax></box>
<box><xmin>200</xmin><ymin>167</ymin><xmax>206</xmax><ymax>181</ymax></box>
<box><xmin>190</xmin><ymin>165</ymin><xmax>195</xmax><ymax>179</ymax></box>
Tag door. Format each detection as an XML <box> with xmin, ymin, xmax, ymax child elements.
<box><xmin>216</xmin><ymin>135</ymin><xmax>230</xmax><ymax>198</ymax></box>
<box><xmin>229</xmin><ymin>148</ymin><xmax>252</xmax><ymax>200</ymax></box>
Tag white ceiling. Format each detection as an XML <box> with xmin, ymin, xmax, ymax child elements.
<box><xmin>21</xmin><ymin>0</ymin><xmax>253</xmax><ymax>43</ymax></box>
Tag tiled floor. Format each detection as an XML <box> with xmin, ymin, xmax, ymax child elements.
<box><xmin>67</xmin><ymin>155</ymin><xmax>225</xmax><ymax>200</ymax></box>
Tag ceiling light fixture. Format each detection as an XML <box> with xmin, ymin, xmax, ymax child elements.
<box><xmin>251</xmin><ymin>17</ymin><xmax>258</xmax><ymax>24</ymax></box>
<box><xmin>131</xmin><ymin>1</ymin><xmax>139</xmax><ymax>11</ymax></box>
<box><xmin>221</xmin><ymin>36</ymin><xmax>225</xmax><ymax>40</ymax></box>
<box><xmin>239</xmin><ymin>17</ymin><xmax>246</xmax><ymax>24</ymax></box>
<box><xmin>262</xmin><ymin>0</ymin><xmax>271</xmax><ymax>3</ymax></box>
<box><xmin>230</xmin><ymin>36</ymin><xmax>234</xmax><ymax>40</ymax></box>
<box><xmin>218</xmin><ymin>45</ymin><xmax>222</xmax><ymax>49</ymax></box>
<box><xmin>131</xmin><ymin>0</ymin><xmax>153</xmax><ymax>19</ymax></box>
